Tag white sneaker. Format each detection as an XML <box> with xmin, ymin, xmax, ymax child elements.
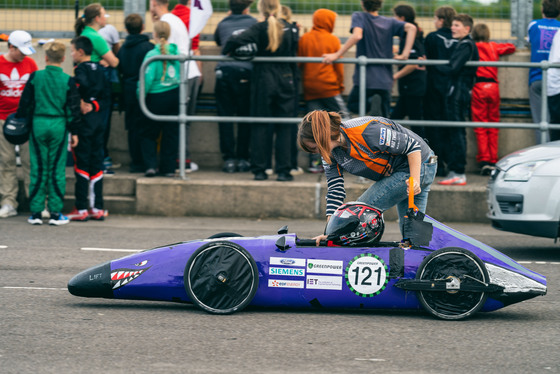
<box><xmin>290</xmin><ymin>167</ymin><xmax>304</xmax><ymax>176</ymax></box>
<box><xmin>186</xmin><ymin>161</ymin><xmax>199</xmax><ymax>173</ymax></box>
<box><xmin>0</xmin><ymin>204</ymin><xmax>17</xmax><ymax>218</ymax></box>
<box><xmin>438</xmin><ymin>172</ymin><xmax>467</xmax><ymax>186</ymax></box>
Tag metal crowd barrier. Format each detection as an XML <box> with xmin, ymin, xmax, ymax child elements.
<box><xmin>139</xmin><ymin>55</ymin><xmax>560</xmax><ymax>179</ymax></box>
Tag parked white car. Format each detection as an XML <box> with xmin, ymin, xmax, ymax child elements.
<box><xmin>487</xmin><ymin>140</ymin><xmax>560</xmax><ymax>239</ymax></box>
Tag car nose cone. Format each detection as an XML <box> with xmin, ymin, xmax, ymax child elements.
<box><xmin>68</xmin><ymin>261</ymin><xmax>114</xmax><ymax>298</ymax></box>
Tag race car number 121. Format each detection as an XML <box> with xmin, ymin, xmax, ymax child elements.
<box><xmin>345</xmin><ymin>254</ymin><xmax>388</xmax><ymax>297</ymax></box>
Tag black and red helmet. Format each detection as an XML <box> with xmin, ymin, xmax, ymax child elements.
<box><xmin>325</xmin><ymin>202</ymin><xmax>384</xmax><ymax>246</ymax></box>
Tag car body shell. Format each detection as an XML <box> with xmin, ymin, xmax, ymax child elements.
<box><xmin>487</xmin><ymin>140</ymin><xmax>560</xmax><ymax>239</ymax></box>
<box><xmin>68</xmin><ymin>217</ymin><xmax>547</xmax><ymax>319</ymax></box>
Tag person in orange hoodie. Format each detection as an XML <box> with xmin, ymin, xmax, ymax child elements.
<box><xmin>471</xmin><ymin>23</ymin><xmax>515</xmax><ymax>175</ymax></box>
<box><xmin>298</xmin><ymin>8</ymin><xmax>349</xmax><ymax>173</ymax></box>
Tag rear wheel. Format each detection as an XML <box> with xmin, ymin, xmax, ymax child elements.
<box><xmin>185</xmin><ymin>241</ymin><xmax>258</xmax><ymax>314</ymax></box>
<box><xmin>416</xmin><ymin>248</ymin><xmax>489</xmax><ymax>320</ymax></box>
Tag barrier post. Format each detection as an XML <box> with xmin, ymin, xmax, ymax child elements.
<box><xmin>358</xmin><ymin>55</ymin><xmax>367</xmax><ymax>117</ymax></box>
<box><xmin>540</xmin><ymin>61</ymin><xmax>550</xmax><ymax>144</ymax></box>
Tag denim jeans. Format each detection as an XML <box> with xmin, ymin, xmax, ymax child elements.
<box><xmin>357</xmin><ymin>155</ymin><xmax>437</xmax><ymax>234</ymax></box>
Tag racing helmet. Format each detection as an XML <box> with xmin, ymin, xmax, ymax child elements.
<box><xmin>3</xmin><ymin>113</ymin><xmax>30</xmax><ymax>145</ymax></box>
<box><xmin>325</xmin><ymin>202</ymin><xmax>384</xmax><ymax>246</ymax></box>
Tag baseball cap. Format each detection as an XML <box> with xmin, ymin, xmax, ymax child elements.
<box><xmin>8</xmin><ymin>30</ymin><xmax>36</xmax><ymax>55</ymax></box>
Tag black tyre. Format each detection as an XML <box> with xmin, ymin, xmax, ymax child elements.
<box><xmin>185</xmin><ymin>241</ymin><xmax>258</xmax><ymax>314</ymax></box>
<box><xmin>416</xmin><ymin>247</ymin><xmax>489</xmax><ymax>320</ymax></box>
<box><xmin>207</xmin><ymin>232</ymin><xmax>243</xmax><ymax>239</ymax></box>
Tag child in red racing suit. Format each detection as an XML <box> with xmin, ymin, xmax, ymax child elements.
<box><xmin>471</xmin><ymin>23</ymin><xmax>515</xmax><ymax>175</ymax></box>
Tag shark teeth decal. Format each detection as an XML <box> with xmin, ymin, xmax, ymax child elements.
<box><xmin>110</xmin><ymin>267</ymin><xmax>151</xmax><ymax>290</ymax></box>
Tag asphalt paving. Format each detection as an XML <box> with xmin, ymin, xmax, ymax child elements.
<box><xmin>1</xmin><ymin>216</ymin><xmax>559</xmax><ymax>373</ymax></box>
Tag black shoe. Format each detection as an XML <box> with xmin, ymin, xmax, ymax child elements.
<box><xmin>129</xmin><ymin>165</ymin><xmax>144</xmax><ymax>173</ymax></box>
<box><xmin>145</xmin><ymin>168</ymin><xmax>156</xmax><ymax>177</ymax></box>
<box><xmin>222</xmin><ymin>159</ymin><xmax>236</xmax><ymax>173</ymax></box>
<box><xmin>254</xmin><ymin>171</ymin><xmax>268</xmax><ymax>181</ymax></box>
<box><xmin>277</xmin><ymin>172</ymin><xmax>294</xmax><ymax>182</ymax></box>
<box><xmin>237</xmin><ymin>159</ymin><xmax>251</xmax><ymax>172</ymax></box>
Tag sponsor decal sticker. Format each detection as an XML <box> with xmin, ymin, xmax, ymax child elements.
<box><xmin>385</xmin><ymin>129</ymin><xmax>392</xmax><ymax>146</ymax></box>
<box><xmin>268</xmin><ymin>279</ymin><xmax>304</xmax><ymax>289</ymax></box>
<box><xmin>270</xmin><ymin>257</ymin><xmax>306</xmax><ymax>267</ymax></box>
<box><xmin>306</xmin><ymin>275</ymin><xmax>343</xmax><ymax>290</ymax></box>
<box><xmin>269</xmin><ymin>267</ymin><xmax>305</xmax><ymax>277</ymax></box>
<box><xmin>307</xmin><ymin>259</ymin><xmax>343</xmax><ymax>275</ymax></box>
<box><xmin>345</xmin><ymin>254</ymin><xmax>388</xmax><ymax>297</ymax></box>
<box><xmin>379</xmin><ymin>128</ymin><xmax>386</xmax><ymax>145</ymax></box>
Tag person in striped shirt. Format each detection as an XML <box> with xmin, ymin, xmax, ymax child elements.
<box><xmin>298</xmin><ymin>110</ymin><xmax>437</xmax><ymax>242</ymax></box>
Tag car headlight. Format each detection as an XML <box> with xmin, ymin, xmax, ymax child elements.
<box><xmin>503</xmin><ymin>161</ymin><xmax>546</xmax><ymax>181</ymax></box>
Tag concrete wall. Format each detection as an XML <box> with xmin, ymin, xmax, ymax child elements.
<box><xmin>2</xmin><ymin>43</ymin><xmax>537</xmax><ymax>172</ymax></box>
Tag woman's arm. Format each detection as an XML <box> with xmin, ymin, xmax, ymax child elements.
<box><xmin>406</xmin><ymin>150</ymin><xmax>422</xmax><ymax>195</ymax></box>
<box><xmin>100</xmin><ymin>50</ymin><xmax>119</xmax><ymax>68</ymax></box>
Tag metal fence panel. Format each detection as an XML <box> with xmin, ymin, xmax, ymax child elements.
<box><xmin>0</xmin><ymin>0</ymin><xmax>534</xmax><ymax>42</ymax></box>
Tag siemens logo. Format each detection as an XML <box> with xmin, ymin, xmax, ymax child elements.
<box><xmin>269</xmin><ymin>267</ymin><xmax>305</xmax><ymax>277</ymax></box>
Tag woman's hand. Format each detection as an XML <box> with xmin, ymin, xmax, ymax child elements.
<box><xmin>406</xmin><ymin>177</ymin><xmax>421</xmax><ymax>195</ymax></box>
<box><xmin>313</xmin><ymin>234</ymin><xmax>328</xmax><ymax>246</ymax></box>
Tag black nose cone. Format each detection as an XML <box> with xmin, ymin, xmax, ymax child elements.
<box><xmin>68</xmin><ymin>261</ymin><xmax>114</xmax><ymax>298</ymax></box>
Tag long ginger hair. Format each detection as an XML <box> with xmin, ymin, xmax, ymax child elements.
<box><xmin>298</xmin><ymin>110</ymin><xmax>343</xmax><ymax>164</ymax></box>
<box><xmin>258</xmin><ymin>0</ymin><xmax>284</xmax><ymax>52</ymax></box>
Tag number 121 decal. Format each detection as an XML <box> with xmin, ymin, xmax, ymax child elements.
<box><xmin>345</xmin><ymin>254</ymin><xmax>388</xmax><ymax>297</ymax></box>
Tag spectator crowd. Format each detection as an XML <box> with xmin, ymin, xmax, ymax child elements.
<box><xmin>1</xmin><ymin>0</ymin><xmax>560</xmax><ymax>225</ymax></box>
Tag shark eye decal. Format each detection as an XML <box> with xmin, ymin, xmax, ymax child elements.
<box><xmin>110</xmin><ymin>267</ymin><xmax>151</xmax><ymax>290</ymax></box>
<box><xmin>135</xmin><ymin>260</ymin><xmax>148</xmax><ymax>267</ymax></box>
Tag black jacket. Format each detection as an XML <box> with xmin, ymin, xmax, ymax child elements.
<box><xmin>74</xmin><ymin>61</ymin><xmax>110</xmax><ymax>112</ymax></box>
<box><xmin>424</xmin><ymin>28</ymin><xmax>457</xmax><ymax>95</ymax></box>
<box><xmin>117</xmin><ymin>33</ymin><xmax>154</xmax><ymax>89</ymax></box>
<box><xmin>434</xmin><ymin>35</ymin><xmax>479</xmax><ymax>93</ymax></box>
<box><xmin>397</xmin><ymin>30</ymin><xmax>427</xmax><ymax>97</ymax></box>
<box><xmin>222</xmin><ymin>18</ymin><xmax>298</xmax><ymax>77</ymax></box>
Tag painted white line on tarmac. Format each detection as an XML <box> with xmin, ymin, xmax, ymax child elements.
<box><xmin>2</xmin><ymin>286</ymin><xmax>66</xmax><ymax>291</ymax></box>
<box><xmin>354</xmin><ymin>358</ymin><xmax>386</xmax><ymax>362</ymax></box>
<box><xmin>0</xmin><ymin>245</ymin><xmax>7</xmax><ymax>248</ymax></box>
<box><xmin>81</xmin><ymin>247</ymin><xmax>141</xmax><ymax>253</ymax></box>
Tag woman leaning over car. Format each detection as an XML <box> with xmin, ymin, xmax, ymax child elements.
<box><xmin>298</xmin><ymin>110</ymin><xmax>437</xmax><ymax>241</ymax></box>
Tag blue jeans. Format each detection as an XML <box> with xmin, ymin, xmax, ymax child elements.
<box><xmin>357</xmin><ymin>156</ymin><xmax>437</xmax><ymax>234</ymax></box>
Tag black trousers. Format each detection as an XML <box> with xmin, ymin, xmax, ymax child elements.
<box><xmin>215</xmin><ymin>66</ymin><xmax>251</xmax><ymax>161</ymax></box>
<box><xmin>424</xmin><ymin>87</ymin><xmax>455</xmax><ymax>175</ymax></box>
<box><xmin>250</xmin><ymin>66</ymin><xmax>296</xmax><ymax>175</ymax></box>
<box><xmin>140</xmin><ymin>88</ymin><xmax>179</xmax><ymax>174</ymax></box>
<box><xmin>442</xmin><ymin>85</ymin><xmax>470</xmax><ymax>174</ymax></box>
<box><xmin>391</xmin><ymin>94</ymin><xmax>425</xmax><ymax>138</ymax></box>
<box><xmin>347</xmin><ymin>86</ymin><xmax>391</xmax><ymax>117</ymax></box>
<box><xmin>73</xmin><ymin>111</ymin><xmax>105</xmax><ymax>210</ymax></box>
<box><xmin>547</xmin><ymin>93</ymin><xmax>560</xmax><ymax>141</ymax></box>
<box><xmin>122</xmin><ymin>82</ymin><xmax>147</xmax><ymax>170</ymax></box>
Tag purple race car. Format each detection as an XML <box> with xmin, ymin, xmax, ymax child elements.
<box><xmin>68</xmin><ymin>203</ymin><xmax>546</xmax><ymax>320</ymax></box>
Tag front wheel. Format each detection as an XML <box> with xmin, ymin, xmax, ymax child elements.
<box><xmin>416</xmin><ymin>247</ymin><xmax>489</xmax><ymax>320</ymax></box>
<box><xmin>184</xmin><ymin>241</ymin><xmax>258</xmax><ymax>314</ymax></box>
